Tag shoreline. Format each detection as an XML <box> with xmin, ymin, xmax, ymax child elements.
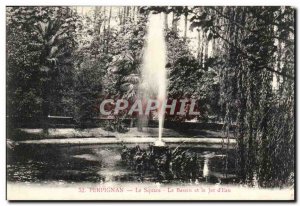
<box><xmin>16</xmin><ymin>137</ymin><xmax>236</xmax><ymax>148</ymax></box>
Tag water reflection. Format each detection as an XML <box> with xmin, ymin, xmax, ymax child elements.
<box><xmin>7</xmin><ymin>144</ymin><xmax>238</xmax><ymax>185</ymax></box>
<box><xmin>203</xmin><ymin>155</ymin><xmax>210</xmax><ymax>177</ymax></box>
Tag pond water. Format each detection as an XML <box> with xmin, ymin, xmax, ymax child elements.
<box><xmin>7</xmin><ymin>144</ymin><xmax>238</xmax><ymax>185</ymax></box>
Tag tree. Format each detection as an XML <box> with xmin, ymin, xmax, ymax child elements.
<box><xmin>188</xmin><ymin>6</ymin><xmax>294</xmax><ymax>187</ymax></box>
<box><xmin>7</xmin><ymin>7</ymin><xmax>80</xmax><ymax>131</ymax></box>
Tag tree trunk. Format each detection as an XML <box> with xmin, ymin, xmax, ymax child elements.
<box><xmin>197</xmin><ymin>29</ymin><xmax>201</xmax><ymax>62</ymax></box>
<box><xmin>172</xmin><ymin>12</ymin><xmax>177</xmax><ymax>32</ymax></box>
<box><xmin>164</xmin><ymin>12</ymin><xmax>168</xmax><ymax>30</ymax></box>
<box><xmin>184</xmin><ymin>6</ymin><xmax>188</xmax><ymax>39</ymax></box>
<box><xmin>106</xmin><ymin>6</ymin><xmax>112</xmax><ymax>53</ymax></box>
<box><xmin>123</xmin><ymin>7</ymin><xmax>126</xmax><ymax>26</ymax></box>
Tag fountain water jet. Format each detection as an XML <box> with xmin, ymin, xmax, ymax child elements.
<box><xmin>139</xmin><ymin>13</ymin><xmax>167</xmax><ymax>147</ymax></box>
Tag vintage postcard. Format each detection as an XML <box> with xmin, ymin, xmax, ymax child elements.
<box><xmin>6</xmin><ymin>6</ymin><xmax>295</xmax><ymax>201</ymax></box>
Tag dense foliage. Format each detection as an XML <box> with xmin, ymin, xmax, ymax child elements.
<box><xmin>7</xmin><ymin>6</ymin><xmax>294</xmax><ymax>187</ymax></box>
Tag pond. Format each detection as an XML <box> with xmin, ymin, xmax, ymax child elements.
<box><xmin>7</xmin><ymin>144</ymin><xmax>238</xmax><ymax>185</ymax></box>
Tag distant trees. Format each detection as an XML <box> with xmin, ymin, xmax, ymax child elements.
<box><xmin>72</xmin><ymin>7</ymin><xmax>147</xmax><ymax>128</ymax></box>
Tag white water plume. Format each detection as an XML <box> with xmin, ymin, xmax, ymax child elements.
<box><xmin>140</xmin><ymin>13</ymin><xmax>167</xmax><ymax>144</ymax></box>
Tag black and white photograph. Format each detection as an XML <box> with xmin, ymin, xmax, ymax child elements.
<box><xmin>6</xmin><ymin>5</ymin><xmax>295</xmax><ymax>201</ymax></box>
